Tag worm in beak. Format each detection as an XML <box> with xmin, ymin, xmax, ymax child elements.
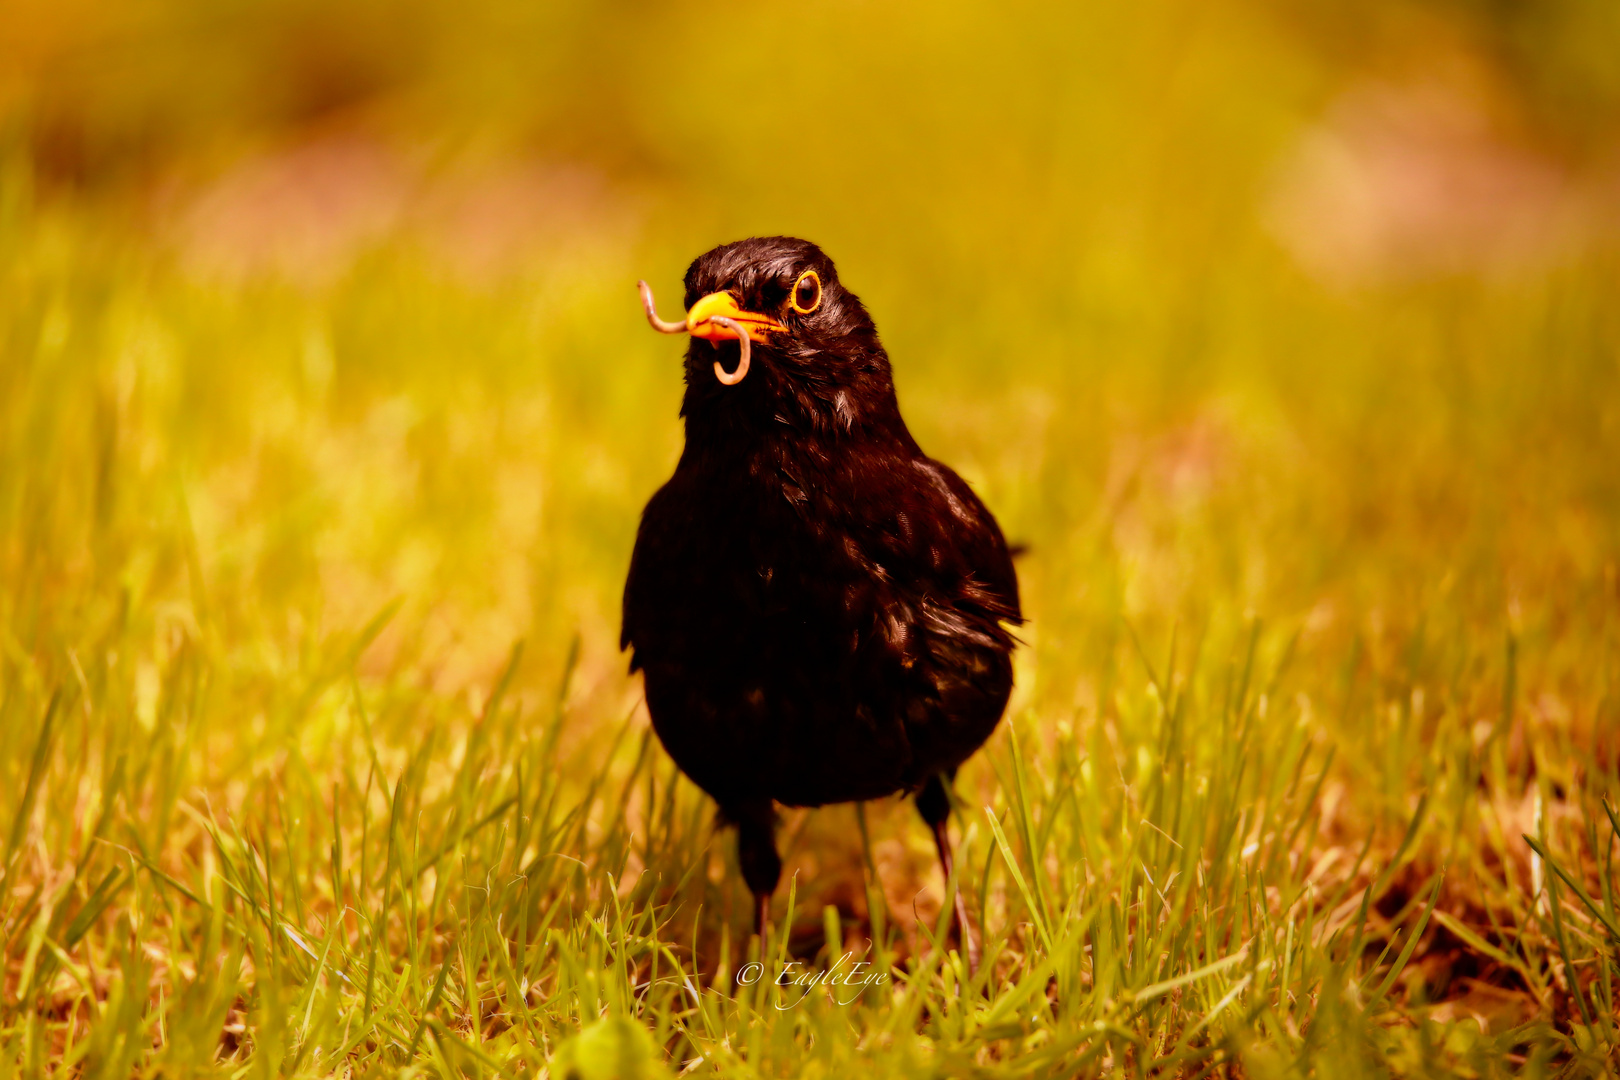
<box><xmin>638</xmin><ymin>280</ymin><xmax>771</xmax><ymax>386</ymax></box>
<box><xmin>638</xmin><ymin>280</ymin><xmax>688</xmax><ymax>334</ymax></box>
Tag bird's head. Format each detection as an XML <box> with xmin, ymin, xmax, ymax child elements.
<box><xmin>639</xmin><ymin>237</ymin><xmax>902</xmax><ymax>439</ymax></box>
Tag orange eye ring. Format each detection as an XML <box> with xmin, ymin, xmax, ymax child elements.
<box><xmin>788</xmin><ymin>270</ymin><xmax>822</xmax><ymax>315</ymax></box>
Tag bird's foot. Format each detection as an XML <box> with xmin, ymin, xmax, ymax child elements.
<box><xmin>933</xmin><ymin>817</ymin><xmax>981</xmax><ymax>978</ymax></box>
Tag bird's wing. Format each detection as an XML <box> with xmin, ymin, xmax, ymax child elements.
<box><xmin>895</xmin><ymin>457</ymin><xmax>1021</xmax><ymax>624</ymax></box>
<box><xmin>833</xmin><ymin>453</ymin><xmax>1021</xmax><ymax>673</ymax></box>
<box><xmin>620</xmin><ymin>481</ymin><xmax>683</xmax><ymax>667</ymax></box>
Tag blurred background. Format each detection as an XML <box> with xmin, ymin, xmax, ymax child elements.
<box><xmin>2</xmin><ymin>0</ymin><xmax>1619</xmax><ymax>985</ymax></box>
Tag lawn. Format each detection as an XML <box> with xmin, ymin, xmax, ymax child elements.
<box><xmin>2</xmin><ymin>0</ymin><xmax>1619</xmax><ymax>1075</ymax></box>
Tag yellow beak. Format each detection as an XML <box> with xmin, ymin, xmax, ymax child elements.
<box><xmin>686</xmin><ymin>291</ymin><xmax>784</xmax><ymax>343</ymax></box>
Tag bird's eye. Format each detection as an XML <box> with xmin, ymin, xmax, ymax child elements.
<box><xmin>789</xmin><ymin>270</ymin><xmax>822</xmax><ymax>315</ymax></box>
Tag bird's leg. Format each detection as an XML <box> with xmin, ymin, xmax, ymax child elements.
<box><xmin>917</xmin><ymin>773</ymin><xmax>980</xmax><ymax>976</ymax></box>
<box><xmin>734</xmin><ymin>802</ymin><xmax>781</xmax><ymax>944</ymax></box>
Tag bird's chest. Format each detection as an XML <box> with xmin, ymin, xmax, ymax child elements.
<box><xmin>664</xmin><ymin>465</ymin><xmax>878</xmax><ymax>629</ymax></box>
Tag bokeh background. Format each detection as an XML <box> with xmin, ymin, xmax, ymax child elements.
<box><xmin>3</xmin><ymin>0</ymin><xmax>1620</xmax><ymax>1072</ymax></box>
<box><xmin>7</xmin><ymin>0</ymin><xmax>1617</xmax><ymax>701</ymax></box>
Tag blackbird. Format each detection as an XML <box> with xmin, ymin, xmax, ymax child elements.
<box><xmin>622</xmin><ymin>237</ymin><xmax>1021</xmax><ymax>963</ymax></box>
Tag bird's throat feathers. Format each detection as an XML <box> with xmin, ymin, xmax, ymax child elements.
<box><xmin>679</xmin><ymin>340</ymin><xmax>914</xmax><ymax>456</ymax></box>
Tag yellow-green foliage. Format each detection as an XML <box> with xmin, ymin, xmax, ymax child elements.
<box><xmin>1</xmin><ymin>0</ymin><xmax>1619</xmax><ymax>1075</ymax></box>
<box><xmin>550</xmin><ymin>1017</ymin><xmax>673</xmax><ymax>1080</ymax></box>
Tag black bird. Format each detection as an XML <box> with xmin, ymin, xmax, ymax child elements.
<box><xmin>622</xmin><ymin>237</ymin><xmax>1021</xmax><ymax>964</ymax></box>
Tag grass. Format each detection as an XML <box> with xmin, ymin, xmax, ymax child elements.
<box><xmin>1</xmin><ymin>124</ymin><xmax>1619</xmax><ymax>1077</ymax></box>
